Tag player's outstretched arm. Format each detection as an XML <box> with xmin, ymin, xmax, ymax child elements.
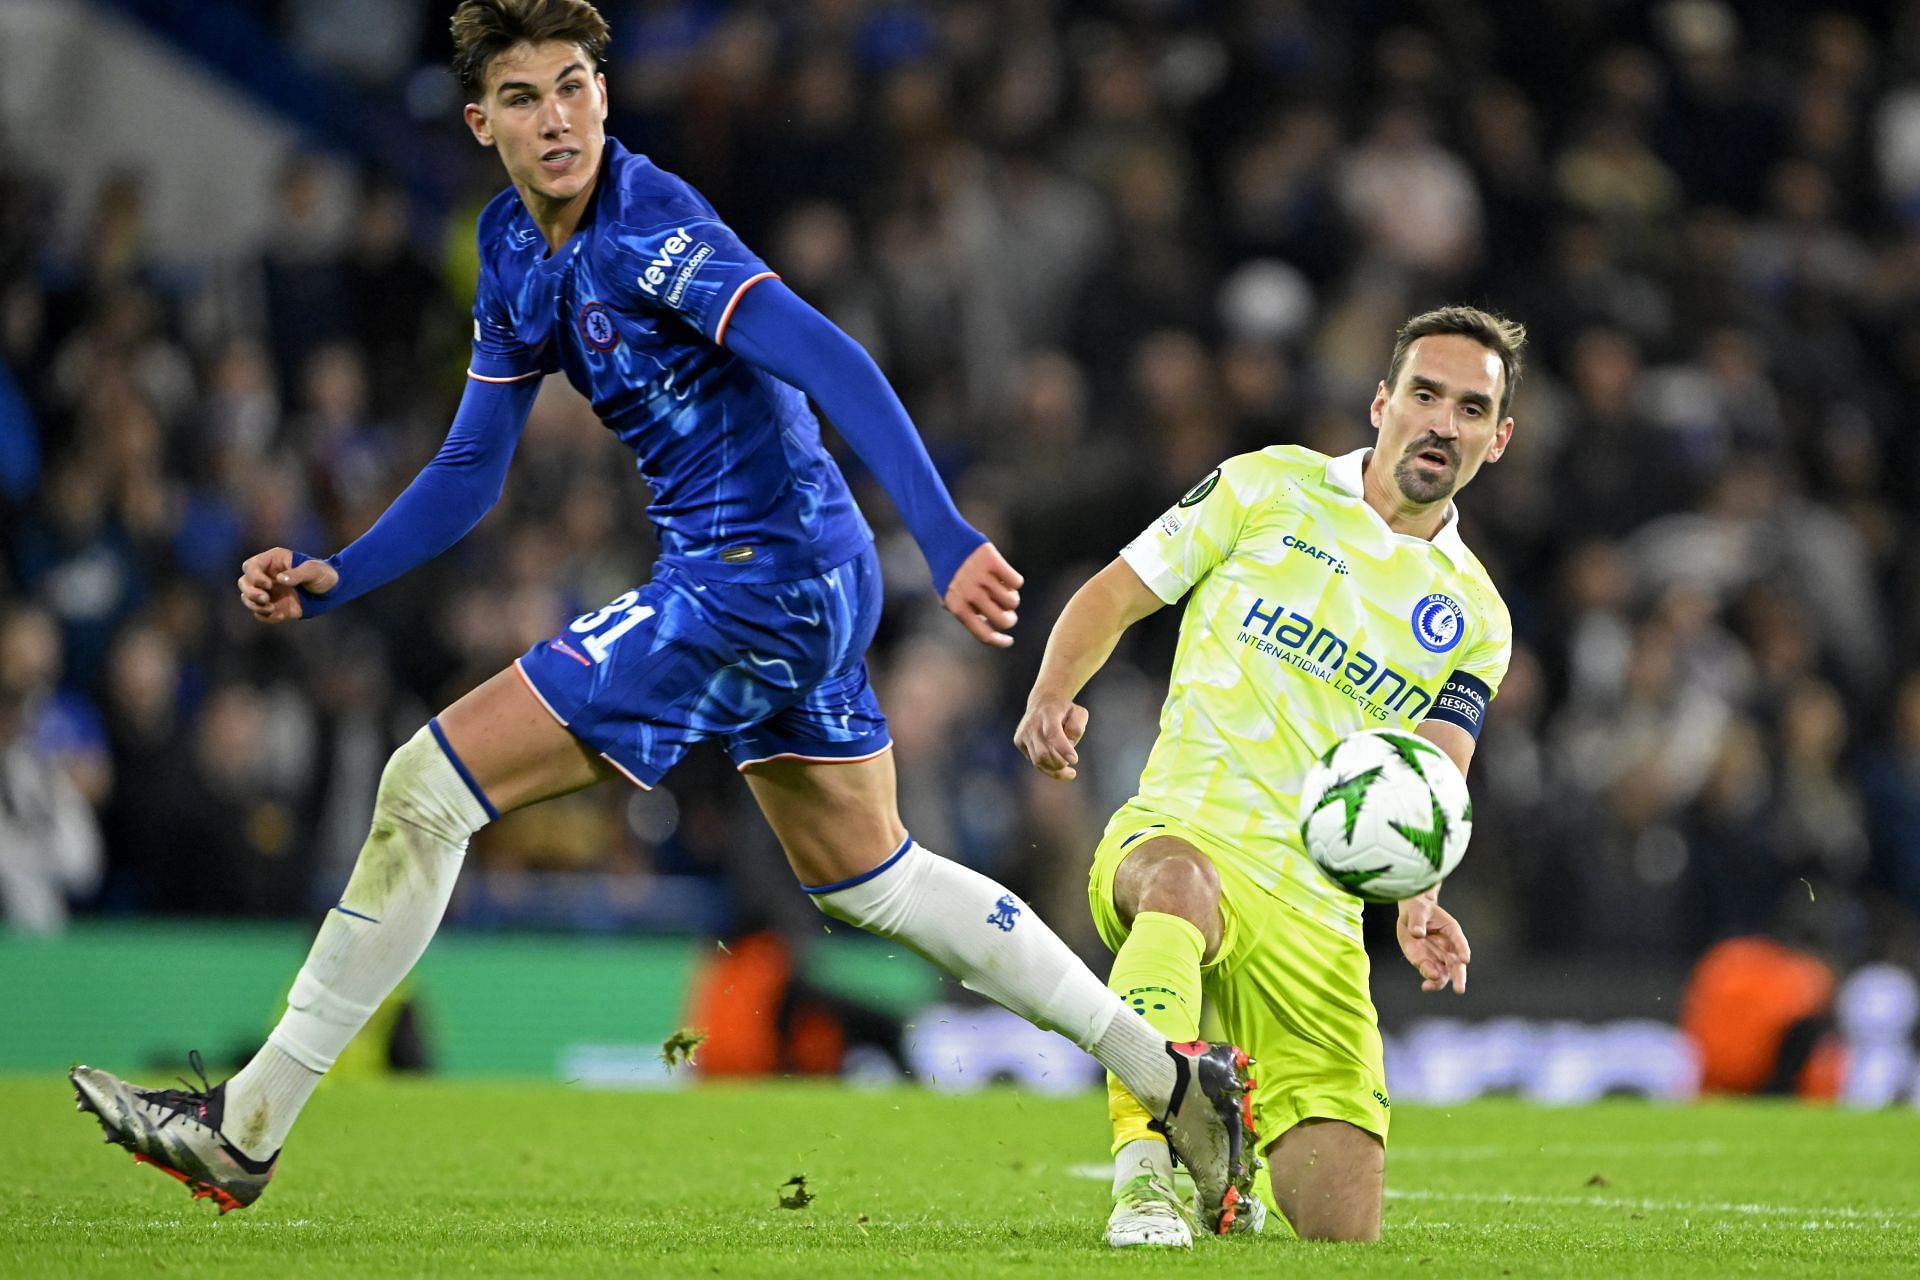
<box><xmin>721</xmin><ymin>279</ymin><xmax>1007</xmax><ymax>632</ymax></box>
<box><xmin>1014</xmin><ymin>558</ymin><xmax>1166</xmax><ymax>780</ymax></box>
<box><xmin>234</xmin><ymin>375</ymin><xmax>540</xmax><ymax>624</ymax></box>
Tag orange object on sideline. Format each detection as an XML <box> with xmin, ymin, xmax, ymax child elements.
<box><xmin>1679</xmin><ymin>936</ymin><xmax>1841</xmax><ymax>1098</ymax></box>
<box><xmin>683</xmin><ymin>930</ymin><xmax>849</xmax><ymax>1077</ymax></box>
<box><xmin>685</xmin><ymin>932</ymin><xmax>791</xmax><ymax>1077</ymax></box>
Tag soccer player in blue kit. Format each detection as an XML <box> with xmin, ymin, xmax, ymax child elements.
<box><xmin>71</xmin><ymin>0</ymin><xmax>1257</xmax><ymax>1229</ymax></box>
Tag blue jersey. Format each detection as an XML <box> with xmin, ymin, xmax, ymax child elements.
<box><xmin>469</xmin><ymin>139</ymin><xmax>871</xmax><ymax>584</ymax></box>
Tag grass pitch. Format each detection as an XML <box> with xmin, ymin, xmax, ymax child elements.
<box><xmin>5</xmin><ymin>1076</ymin><xmax>1918</xmax><ymax>1278</ymax></box>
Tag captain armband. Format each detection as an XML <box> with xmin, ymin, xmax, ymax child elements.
<box><xmin>1423</xmin><ymin>670</ymin><xmax>1493</xmax><ymax>740</ymax></box>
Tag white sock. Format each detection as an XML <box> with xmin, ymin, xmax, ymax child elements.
<box><xmin>224</xmin><ymin>724</ymin><xmax>489</xmax><ymax>1158</ymax></box>
<box><xmin>1091</xmin><ymin>1008</ymin><xmax>1178</xmax><ymax>1114</ymax></box>
<box><xmin>1113</xmin><ymin>1136</ymin><xmax>1175</xmax><ymax>1194</ymax></box>
<box><xmin>222</xmin><ymin>1043</ymin><xmax>318</xmax><ymax>1159</ymax></box>
<box><xmin>810</xmin><ymin>840</ymin><xmax>1176</xmax><ymax>1111</ymax></box>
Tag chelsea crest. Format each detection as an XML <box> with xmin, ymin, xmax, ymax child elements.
<box><xmin>578</xmin><ymin>301</ymin><xmax>619</xmax><ymax>351</ymax></box>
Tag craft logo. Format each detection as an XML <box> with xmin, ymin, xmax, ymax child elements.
<box><xmin>578</xmin><ymin>302</ymin><xmax>618</xmax><ymax>351</ymax></box>
<box><xmin>1282</xmin><ymin>533</ymin><xmax>1349</xmax><ymax>576</ymax></box>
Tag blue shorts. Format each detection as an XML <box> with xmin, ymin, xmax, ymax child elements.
<box><xmin>513</xmin><ymin>545</ymin><xmax>889</xmax><ymax>788</ymax></box>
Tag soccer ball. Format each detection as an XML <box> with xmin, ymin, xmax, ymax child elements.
<box><xmin>1298</xmin><ymin>728</ymin><xmax>1472</xmax><ymax>902</ymax></box>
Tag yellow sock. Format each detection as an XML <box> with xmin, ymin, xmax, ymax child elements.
<box><xmin>1105</xmin><ymin>911</ymin><xmax>1206</xmax><ymax>1155</ymax></box>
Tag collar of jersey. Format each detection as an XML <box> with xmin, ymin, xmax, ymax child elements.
<box><xmin>1323</xmin><ymin>447</ymin><xmax>1468</xmax><ymax>570</ymax></box>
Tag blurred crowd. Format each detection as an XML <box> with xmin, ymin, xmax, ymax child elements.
<box><xmin>6</xmin><ymin>0</ymin><xmax>1920</xmax><ymax>974</ymax></box>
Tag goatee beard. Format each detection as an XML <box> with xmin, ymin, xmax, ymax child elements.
<box><xmin>1395</xmin><ymin>453</ymin><xmax>1455</xmax><ymax>504</ymax></box>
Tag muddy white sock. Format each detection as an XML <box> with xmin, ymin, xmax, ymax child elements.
<box><xmin>1113</xmin><ymin>1137</ymin><xmax>1176</xmax><ymax>1194</ymax></box>
<box><xmin>809</xmin><ymin>839</ymin><xmax>1176</xmax><ymax>1111</ymax></box>
<box><xmin>223</xmin><ymin>724</ymin><xmax>488</xmax><ymax>1157</ymax></box>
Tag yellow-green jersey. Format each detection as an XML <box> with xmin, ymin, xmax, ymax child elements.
<box><xmin>1117</xmin><ymin>445</ymin><xmax>1512</xmax><ymax>938</ymax></box>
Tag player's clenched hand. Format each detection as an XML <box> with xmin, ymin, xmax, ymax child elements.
<box><xmin>237</xmin><ymin>547</ymin><xmax>338</xmax><ymax>624</ymax></box>
<box><xmin>943</xmin><ymin>541</ymin><xmax>1023</xmax><ymax>648</ymax></box>
<box><xmin>1014</xmin><ymin>697</ymin><xmax>1089</xmax><ymax>781</ymax></box>
<box><xmin>1397</xmin><ymin>893</ymin><xmax>1471</xmax><ymax>994</ymax></box>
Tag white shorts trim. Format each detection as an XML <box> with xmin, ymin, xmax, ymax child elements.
<box><xmin>734</xmin><ymin>740</ymin><xmax>894</xmax><ymax>772</ymax></box>
<box><xmin>511</xmin><ymin>658</ymin><xmax>570</xmax><ymax>726</ymax></box>
<box><xmin>599</xmin><ymin>753</ymin><xmax>654</xmax><ymax>791</ymax></box>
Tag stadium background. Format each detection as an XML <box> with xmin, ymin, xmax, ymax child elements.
<box><xmin>3</xmin><ymin>0</ymin><xmax>1919</xmax><ymax>1103</ymax></box>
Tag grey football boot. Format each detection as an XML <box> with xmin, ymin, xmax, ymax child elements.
<box><xmin>71</xmin><ymin>1052</ymin><xmax>277</xmax><ymax>1213</ymax></box>
<box><xmin>1154</xmin><ymin>1041</ymin><xmax>1260</xmax><ymax>1234</ymax></box>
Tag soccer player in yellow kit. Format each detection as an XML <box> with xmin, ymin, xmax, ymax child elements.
<box><xmin>1015</xmin><ymin>306</ymin><xmax>1521</xmax><ymax>1246</ymax></box>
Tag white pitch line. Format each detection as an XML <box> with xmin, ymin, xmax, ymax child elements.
<box><xmin>1390</xmin><ymin>1140</ymin><xmax>1730</xmax><ymax>1163</ymax></box>
<box><xmin>1385</xmin><ymin>1187</ymin><xmax>1920</xmax><ymax>1223</ymax></box>
<box><xmin>1059</xmin><ymin>1159</ymin><xmax>1920</xmax><ymax>1228</ymax></box>
<box><xmin>1071</xmin><ymin>1162</ymin><xmax>1920</xmax><ymax>1227</ymax></box>
<box><xmin>1073</xmin><ymin>1140</ymin><xmax>1728</xmax><ymax>1179</ymax></box>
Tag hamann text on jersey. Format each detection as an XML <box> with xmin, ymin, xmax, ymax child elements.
<box><xmin>470</xmin><ymin>139</ymin><xmax>871</xmax><ymax>583</ymax></box>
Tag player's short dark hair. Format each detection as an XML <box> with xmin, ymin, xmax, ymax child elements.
<box><xmin>1385</xmin><ymin>305</ymin><xmax>1528</xmax><ymax>420</ymax></box>
<box><xmin>450</xmin><ymin>0</ymin><xmax>611</xmax><ymax>97</ymax></box>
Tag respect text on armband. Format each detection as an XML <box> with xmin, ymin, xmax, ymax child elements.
<box><xmin>1434</xmin><ymin>681</ymin><xmax>1483</xmax><ymax>726</ymax></box>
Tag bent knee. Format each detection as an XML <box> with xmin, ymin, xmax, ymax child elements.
<box><xmin>371</xmin><ymin>726</ymin><xmax>489</xmax><ymax>844</ymax></box>
<box><xmin>1266</xmin><ymin>1117</ymin><xmax>1383</xmax><ymax>1243</ymax></box>
<box><xmin>1270</xmin><ymin>1173</ymin><xmax>1383</xmax><ymax>1243</ymax></box>
<box><xmin>1122</xmin><ymin>843</ymin><xmax>1223</xmax><ymax>919</ymax></box>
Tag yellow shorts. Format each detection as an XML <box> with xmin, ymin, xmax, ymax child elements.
<box><xmin>1088</xmin><ymin>801</ymin><xmax>1390</xmax><ymax>1147</ymax></box>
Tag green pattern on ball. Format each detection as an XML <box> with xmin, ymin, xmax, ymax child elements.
<box><xmin>1310</xmin><ymin>766</ymin><xmax>1384</xmax><ymax>843</ymax></box>
<box><xmin>1389</xmin><ymin>792</ymin><xmax>1452</xmax><ymax>871</ymax></box>
<box><xmin>1325</xmin><ymin>863</ymin><xmax>1395</xmax><ymax>899</ymax></box>
<box><xmin>1375</xmin><ymin>730</ymin><xmax>1439</xmax><ymax>780</ymax></box>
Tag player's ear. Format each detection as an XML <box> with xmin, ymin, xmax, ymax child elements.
<box><xmin>596</xmin><ymin>71</ymin><xmax>610</xmax><ymax>120</ymax></box>
<box><xmin>464</xmin><ymin>102</ymin><xmax>495</xmax><ymax>148</ymax></box>
<box><xmin>1370</xmin><ymin>380</ymin><xmax>1388</xmax><ymax>430</ymax></box>
<box><xmin>1485</xmin><ymin>417</ymin><xmax>1514</xmax><ymax>463</ymax></box>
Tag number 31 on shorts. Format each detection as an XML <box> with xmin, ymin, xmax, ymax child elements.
<box><xmin>568</xmin><ymin>590</ymin><xmax>655</xmax><ymax>663</ymax></box>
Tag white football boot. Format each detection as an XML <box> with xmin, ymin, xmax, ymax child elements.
<box><xmin>1106</xmin><ymin>1173</ymin><xmax>1194</xmax><ymax>1248</ymax></box>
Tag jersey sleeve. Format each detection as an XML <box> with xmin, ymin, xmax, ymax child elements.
<box><xmin>1424</xmin><ymin>587</ymin><xmax>1512</xmax><ymax>739</ymax></box>
<box><xmin>1454</xmin><ymin>588</ymin><xmax>1512</xmax><ymax>694</ymax></box>
<box><xmin>609</xmin><ymin>215</ymin><xmax>778</xmax><ymax>344</ymax></box>
<box><xmin>1118</xmin><ymin>457</ymin><xmax>1258</xmax><ymax>604</ymax></box>
<box><xmin>469</xmin><ymin>257</ymin><xmax>548</xmax><ymax>383</ymax></box>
